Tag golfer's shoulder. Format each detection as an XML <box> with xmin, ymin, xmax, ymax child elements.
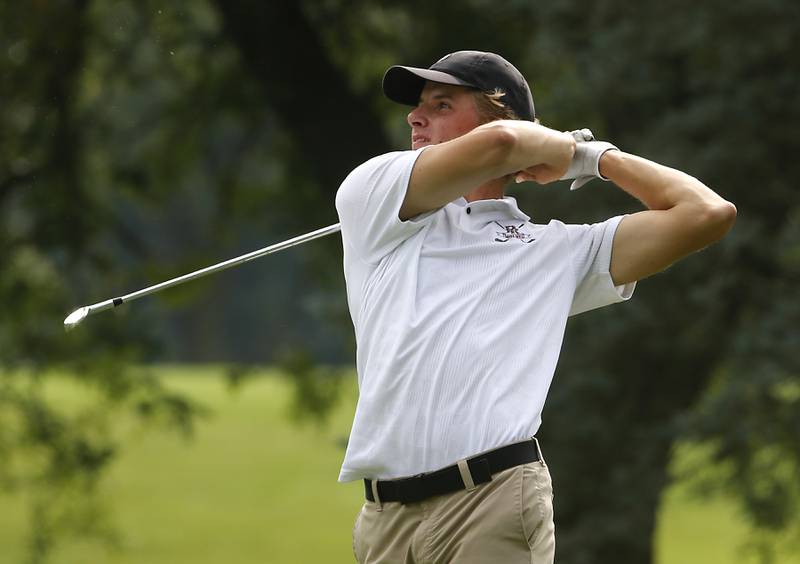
<box><xmin>337</xmin><ymin>149</ymin><xmax>421</xmax><ymax>203</ymax></box>
<box><xmin>532</xmin><ymin>218</ymin><xmax>596</xmax><ymax>245</ymax></box>
<box><xmin>533</xmin><ymin>218</ymin><xmax>569</xmax><ymax>236</ymax></box>
<box><xmin>347</xmin><ymin>149</ymin><xmax>420</xmax><ymax>182</ymax></box>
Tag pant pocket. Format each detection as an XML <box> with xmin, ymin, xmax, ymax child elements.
<box><xmin>352</xmin><ymin>505</ymin><xmax>365</xmax><ymax>563</ymax></box>
<box><xmin>519</xmin><ymin>463</ymin><xmax>555</xmax><ymax>551</ymax></box>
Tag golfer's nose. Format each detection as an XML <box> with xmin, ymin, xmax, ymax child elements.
<box><xmin>407</xmin><ymin>106</ymin><xmax>428</xmax><ymax>128</ymax></box>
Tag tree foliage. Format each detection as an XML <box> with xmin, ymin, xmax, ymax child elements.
<box><xmin>529</xmin><ymin>2</ymin><xmax>800</xmax><ymax>561</ymax></box>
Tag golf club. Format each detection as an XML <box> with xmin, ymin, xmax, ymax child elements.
<box><xmin>64</xmin><ymin>222</ymin><xmax>342</xmax><ymax>330</ymax></box>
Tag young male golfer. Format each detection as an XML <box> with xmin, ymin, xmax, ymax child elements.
<box><xmin>335</xmin><ymin>50</ymin><xmax>736</xmax><ymax>563</ymax></box>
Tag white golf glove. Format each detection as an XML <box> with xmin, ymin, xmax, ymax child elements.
<box><xmin>567</xmin><ymin>128</ymin><xmax>595</xmax><ymax>143</ymax></box>
<box><xmin>561</xmin><ymin>128</ymin><xmax>619</xmax><ymax>190</ymax></box>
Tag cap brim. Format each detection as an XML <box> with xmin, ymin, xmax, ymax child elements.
<box><xmin>382</xmin><ymin>66</ymin><xmax>473</xmax><ymax>106</ymax></box>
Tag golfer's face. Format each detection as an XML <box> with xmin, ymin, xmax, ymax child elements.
<box><xmin>407</xmin><ymin>82</ymin><xmax>481</xmax><ymax>150</ymax></box>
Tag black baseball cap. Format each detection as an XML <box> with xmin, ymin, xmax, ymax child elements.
<box><xmin>382</xmin><ymin>50</ymin><xmax>535</xmax><ymax>121</ymax></box>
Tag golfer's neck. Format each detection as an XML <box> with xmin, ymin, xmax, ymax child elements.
<box><xmin>465</xmin><ymin>178</ymin><xmax>507</xmax><ymax>202</ymax></box>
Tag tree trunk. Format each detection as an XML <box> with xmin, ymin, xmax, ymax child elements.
<box><xmin>214</xmin><ymin>0</ymin><xmax>392</xmax><ymax>219</ymax></box>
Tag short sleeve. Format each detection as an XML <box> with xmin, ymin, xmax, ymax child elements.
<box><xmin>566</xmin><ymin>215</ymin><xmax>636</xmax><ymax>316</ymax></box>
<box><xmin>335</xmin><ymin>149</ymin><xmax>435</xmax><ymax>264</ymax></box>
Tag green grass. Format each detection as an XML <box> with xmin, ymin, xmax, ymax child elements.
<box><xmin>657</xmin><ymin>483</ymin><xmax>799</xmax><ymax>563</ymax></box>
<box><xmin>0</xmin><ymin>366</ymin><xmax>797</xmax><ymax>564</ymax></box>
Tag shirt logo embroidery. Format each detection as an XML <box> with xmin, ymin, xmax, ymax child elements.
<box><xmin>494</xmin><ymin>222</ymin><xmax>536</xmax><ymax>244</ymax></box>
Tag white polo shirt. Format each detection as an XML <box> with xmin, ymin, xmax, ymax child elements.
<box><xmin>335</xmin><ymin>148</ymin><xmax>635</xmax><ymax>482</ymax></box>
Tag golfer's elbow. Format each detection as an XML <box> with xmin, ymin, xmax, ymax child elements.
<box><xmin>687</xmin><ymin>195</ymin><xmax>737</xmax><ymax>247</ymax></box>
<box><xmin>703</xmin><ymin>198</ymin><xmax>737</xmax><ymax>242</ymax></box>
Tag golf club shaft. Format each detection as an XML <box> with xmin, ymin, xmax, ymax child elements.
<box><xmin>70</xmin><ymin>222</ymin><xmax>341</xmax><ymax>323</ymax></box>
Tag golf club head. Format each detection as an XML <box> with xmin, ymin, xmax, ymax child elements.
<box><xmin>64</xmin><ymin>307</ymin><xmax>89</xmax><ymax>330</ymax></box>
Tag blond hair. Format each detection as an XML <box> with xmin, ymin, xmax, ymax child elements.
<box><xmin>472</xmin><ymin>88</ymin><xmax>538</xmax><ymax>124</ymax></box>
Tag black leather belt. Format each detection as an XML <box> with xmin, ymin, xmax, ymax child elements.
<box><xmin>364</xmin><ymin>438</ymin><xmax>542</xmax><ymax>504</ymax></box>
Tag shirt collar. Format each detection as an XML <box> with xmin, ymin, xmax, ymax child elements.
<box><xmin>455</xmin><ymin>196</ymin><xmax>531</xmax><ymax>223</ymax></box>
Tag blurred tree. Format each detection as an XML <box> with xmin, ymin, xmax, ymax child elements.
<box><xmin>527</xmin><ymin>1</ymin><xmax>800</xmax><ymax>562</ymax></box>
<box><xmin>1</xmin><ymin>2</ymin><xmax>213</xmax><ymax>562</ymax></box>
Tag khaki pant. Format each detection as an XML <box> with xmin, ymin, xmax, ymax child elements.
<box><xmin>352</xmin><ymin>462</ymin><xmax>555</xmax><ymax>563</ymax></box>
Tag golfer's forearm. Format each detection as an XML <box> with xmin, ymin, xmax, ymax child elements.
<box><xmin>493</xmin><ymin>120</ymin><xmax>576</xmax><ymax>172</ymax></box>
<box><xmin>600</xmin><ymin>151</ymin><xmax>737</xmax><ymax>236</ymax></box>
<box><xmin>402</xmin><ymin>123</ymin><xmax>574</xmax><ymax>219</ymax></box>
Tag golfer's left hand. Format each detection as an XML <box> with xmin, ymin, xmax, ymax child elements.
<box><xmin>567</xmin><ymin>128</ymin><xmax>595</xmax><ymax>143</ymax></box>
<box><xmin>559</xmin><ymin>129</ymin><xmax>619</xmax><ymax>190</ymax></box>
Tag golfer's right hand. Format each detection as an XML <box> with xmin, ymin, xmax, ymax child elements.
<box><xmin>514</xmin><ymin>130</ymin><xmax>577</xmax><ymax>185</ymax></box>
<box><xmin>514</xmin><ymin>163</ymin><xmax>566</xmax><ymax>185</ymax></box>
